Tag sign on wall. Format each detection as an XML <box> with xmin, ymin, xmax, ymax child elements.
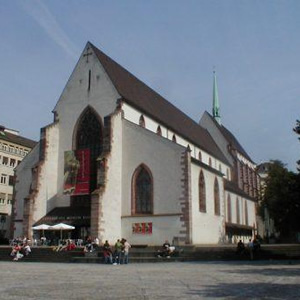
<box><xmin>63</xmin><ymin>149</ymin><xmax>90</xmax><ymax>195</ymax></box>
<box><xmin>132</xmin><ymin>222</ymin><xmax>152</xmax><ymax>234</ymax></box>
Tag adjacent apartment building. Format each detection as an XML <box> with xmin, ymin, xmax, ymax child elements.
<box><xmin>0</xmin><ymin>125</ymin><xmax>36</xmax><ymax>239</ymax></box>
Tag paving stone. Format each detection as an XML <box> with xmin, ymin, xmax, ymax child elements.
<box><xmin>0</xmin><ymin>261</ymin><xmax>299</xmax><ymax>299</ymax></box>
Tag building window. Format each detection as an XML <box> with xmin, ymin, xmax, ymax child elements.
<box><xmin>7</xmin><ymin>194</ymin><xmax>12</xmax><ymax>205</ymax></box>
<box><xmin>156</xmin><ymin>126</ymin><xmax>162</xmax><ymax>136</ymax></box>
<box><xmin>0</xmin><ymin>174</ymin><xmax>7</xmax><ymax>185</ymax></box>
<box><xmin>10</xmin><ymin>159</ymin><xmax>16</xmax><ymax>167</ymax></box>
<box><xmin>139</xmin><ymin>115</ymin><xmax>145</xmax><ymax>127</ymax></box>
<box><xmin>219</xmin><ymin>164</ymin><xmax>222</xmax><ymax>172</ymax></box>
<box><xmin>209</xmin><ymin>157</ymin><xmax>212</xmax><ymax>167</ymax></box>
<box><xmin>2</xmin><ymin>156</ymin><xmax>8</xmax><ymax>165</ymax></box>
<box><xmin>199</xmin><ymin>171</ymin><xmax>206</xmax><ymax>212</ymax></box>
<box><xmin>226</xmin><ymin>169</ymin><xmax>230</xmax><ymax>180</ymax></box>
<box><xmin>245</xmin><ymin>201</ymin><xmax>248</xmax><ymax>226</ymax></box>
<box><xmin>214</xmin><ymin>178</ymin><xmax>220</xmax><ymax>215</ymax></box>
<box><xmin>0</xmin><ymin>193</ymin><xmax>5</xmax><ymax>204</ymax></box>
<box><xmin>198</xmin><ymin>151</ymin><xmax>202</xmax><ymax>161</ymax></box>
<box><xmin>132</xmin><ymin>164</ymin><xmax>153</xmax><ymax>214</ymax></box>
<box><xmin>74</xmin><ymin>106</ymin><xmax>103</xmax><ymax>196</ymax></box>
<box><xmin>236</xmin><ymin>197</ymin><xmax>240</xmax><ymax>224</ymax></box>
<box><xmin>227</xmin><ymin>195</ymin><xmax>232</xmax><ymax>222</ymax></box>
<box><xmin>9</xmin><ymin>176</ymin><xmax>14</xmax><ymax>186</ymax></box>
<box><xmin>172</xmin><ymin>134</ymin><xmax>176</xmax><ymax>142</ymax></box>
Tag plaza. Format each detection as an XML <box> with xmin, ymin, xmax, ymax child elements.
<box><xmin>0</xmin><ymin>261</ymin><xmax>299</xmax><ymax>299</ymax></box>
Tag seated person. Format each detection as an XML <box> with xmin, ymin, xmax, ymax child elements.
<box><xmin>66</xmin><ymin>239</ymin><xmax>76</xmax><ymax>251</ymax></box>
<box><xmin>23</xmin><ymin>244</ymin><xmax>31</xmax><ymax>256</ymax></box>
<box><xmin>157</xmin><ymin>240</ymin><xmax>173</xmax><ymax>258</ymax></box>
<box><xmin>236</xmin><ymin>240</ymin><xmax>245</xmax><ymax>254</ymax></box>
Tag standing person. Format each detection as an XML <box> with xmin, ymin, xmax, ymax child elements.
<box><xmin>121</xmin><ymin>238</ymin><xmax>131</xmax><ymax>264</ymax></box>
<box><xmin>114</xmin><ymin>239</ymin><xmax>122</xmax><ymax>264</ymax></box>
<box><xmin>103</xmin><ymin>240</ymin><xmax>113</xmax><ymax>264</ymax></box>
<box><xmin>248</xmin><ymin>238</ymin><xmax>254</xmax><ymax>260</ymax></box>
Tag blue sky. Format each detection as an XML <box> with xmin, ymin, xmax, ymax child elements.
<box><xmin>1</xmin><ymin>0</ymin><xmax>299</xmax><ymax>171</ymax></box>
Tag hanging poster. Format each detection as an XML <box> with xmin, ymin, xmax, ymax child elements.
<box><xmin>132</xmin><ymin>222</ymin><xmax>152</xmax><ymax>234</ymax></box>
<box><xmin>63</xmin><ymin>149</ymin><xmax>90</xmax><ymax>195</ymax></box>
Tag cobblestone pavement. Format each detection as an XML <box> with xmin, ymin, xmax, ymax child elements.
<box><xmin>0</xmin><ymin>261</ymin><xmax>299</xmax><ymax>299</ymax></box>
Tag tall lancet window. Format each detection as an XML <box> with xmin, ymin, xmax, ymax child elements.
<box><xmin>75</xmin><ymin>107</ymin><xmax>102</xmax><ymax>195</ymax></box>
<box><xmin>132</xmin><ymin>164</ymin><xmax>153</xmax><ymax>214</ymax></box>
<box><xmin>214</xmin><ymin>178</ymin><xmax>220</xmax><ymax>215</ymax></box>
<box><xmin>227</xmin><ymin>195</ymin><xmax>232</xmax><ymax>222</ymax></box>
<box><xmin>199</xmin><ymin>171</ymin><xmax>206</xmax><ymax>212</ymax></box>
<box><xmin>236</xmin><ymin>197</ymin><xmax>240</xmax><ymax>224</ymax></box>
<box><xmin>245</xmin><ymin>201</ymin><xmax>249</xmax><ymax>226</ymax></box>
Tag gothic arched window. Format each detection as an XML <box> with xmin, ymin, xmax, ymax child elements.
<box><xmin>72</xmin><ymin>106</ymin><xmax>102</xmax><ymax>205</ymax></box>
<box><xmin>199</xmin><ymin>171</ymin><xmax>206</xmax><ymax>212</ymax></box>
<box><xmin>227</xmin><ymin>195</ymin><xmax>232</xmax><ymax>222</ymax></box>
<box><xmin>198</xmin><ymin>151</ymin><xmax>202</xmax><ymax>161</ymax></box>
<box><xmin>236</xmin><ymin>197</ymin><xmax>240</xmax><ymax>224</ymax></box>
<box><xmin>172</xmin><ymin>134</ymin><xmax>177</xmax><ymax>142</ymax></box>
<box><xmin>245</xmin><ymin>201</ymin><xmax>248</xmax><ymax>226</ymax></box>
<box><xmin>214</xmin><ymin>178</ymin><xmax>220</xmax><ymax>215</ymax></box>
<box><xmin>139</xmin><ymin>115</ymin><xmax>145</xmax><ymax>127</ymax></box>
<box><xmin>132</xmin><ymin>164</ymin><xmax>153</xmax><ymax>214</ymax></box>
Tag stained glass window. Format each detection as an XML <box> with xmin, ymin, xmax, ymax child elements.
<box><xmin>199</xmin><ymin>171</ymin><xmax>206</xmax><ymax>212</ymax></box>
<box><xmin>133</xmin><ymin>165</ymin><xmax>153</xmax><ymax>214</ymax></box>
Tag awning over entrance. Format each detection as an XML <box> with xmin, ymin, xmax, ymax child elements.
<box><xmin>225</xmin><ymin>222</ymin><xmax>253</xmax><ymax>237</ymax></box>
<box><xmin>33</xmin><ymin>206</ymin><xmax>91</xmax><ymax>227</ymax></box>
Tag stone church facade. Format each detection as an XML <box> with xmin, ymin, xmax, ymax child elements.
<box><xmin>12</xmin><ymin>42</ymin><xmax>259</xmax><ymax>245</ymax></box>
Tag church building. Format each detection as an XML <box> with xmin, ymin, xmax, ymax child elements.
<box><xmin>12</xmin><ymin>42</ymin><xmax>259</xmax><ymax>245</ymax></box>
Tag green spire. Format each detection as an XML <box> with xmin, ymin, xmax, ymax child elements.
<box><xmin>212</xmin><ymin>71</ymin><xmax>221</xmax><ymax>125</ymax></box>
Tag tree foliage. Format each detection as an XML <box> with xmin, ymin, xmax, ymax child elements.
<box><xmin>262</xmin><ymin>160</ymin><xmax>300</xmax><ymax>239</ymax></box>
<box><xmin>293</xmin><ymin>119</ymin><xmax>300</xmax><ymax>171</ymax></box>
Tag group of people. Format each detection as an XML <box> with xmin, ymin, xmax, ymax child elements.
<box><xmin>156</xmin><ymin>240</ymin><xmax>176</xmax><ymax>258</ymax></box>
<box><xmin>10</xmin><ymin>243</ymin><xmax>31</xmax><ymax>261</ymax></box>
<box><xmin>53</xmin><ymin>239</ymin><xmax>76</xmax><ymax>252</ymax></box>
<box><xmin>236</xmin><ymin>237</ymin><xmax>261</xmax><ymax>260</ymax></box>
<box><xmin>102</xmin><ymin>238</ymin><xmax>131</xmax><ymax>265</ymax></box>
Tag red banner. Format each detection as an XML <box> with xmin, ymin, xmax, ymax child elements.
<box><xmin>132</xmin><ymin>222</ymin><xmax>152</xmax><ymax>234</ymax></box>
<box><xmin>64</xmin><ymin>149</ymin><xmax>90</xmax><ymax>195</ymax></box>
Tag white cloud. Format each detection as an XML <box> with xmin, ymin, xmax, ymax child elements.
<box><xmin>21</xmin><ymin>0</ymin><xmax>78</xmax><ymax>59</ymax></box>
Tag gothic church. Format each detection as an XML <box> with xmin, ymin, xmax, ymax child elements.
<box><xmin>13</xmin><ymin>42</ymin><xmax>259</xmax><ymax>245</ymax></box>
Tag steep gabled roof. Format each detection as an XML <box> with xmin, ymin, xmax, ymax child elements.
<box><xmin>205</xmin><ymin>111</ymin><xmax>254</xmax><ymax>163</ymax></box>
<box><xmin>90</xmin><ymin>43</ymin><xmax>229</xmax><ymax>165</ymax></box>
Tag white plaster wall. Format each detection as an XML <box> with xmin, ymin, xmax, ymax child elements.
<box><xmin>121</xmin><ymin>119</ymin><xmax>185</xmax><ymax>245</ymax></box>
<box><xmin>14</xmin><ymin>144</ymin><xmax>40</xmax><ymax>237</ymax></box>
<box><xmin>122</xmin><ymin>216</ymin><xmax>182</xmax><ymax>246</ymax></box>
<box><xmin>122</xmin><ymin>103</ymin><xmax>229</xmax><ymax>177</ymax></box>
<box><xmin>224</xmin><ymin>191</ymin><xmax>256</xmax><ymax>227</ymax></box>
<box><xmin>98</xmin><ymin>112</ymin><xmax>123</xmax><ymax>242</ymax></box>
<box><xmin>191</xmin><ymin>163</ymin><xmax>225</xmax><ymax>244</ymax></box>
<box><xmin>53</xmin><ymin>45</ymin><xmax>121</xmax><ymax>201</ymax></box>
<box><xmin>32</xmin><ymin>124</ymin><xmax>59</xmax><ymax>224</ymax></box>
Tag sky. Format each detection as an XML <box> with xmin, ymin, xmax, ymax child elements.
<box><xmin>0</xmin><ymin>0</ymin><xmax>299</xmax><ymax>171</ymax></box>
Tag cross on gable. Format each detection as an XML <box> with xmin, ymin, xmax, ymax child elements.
<box><xmin>83</xmin><ymin>47</ymin><xmax>93</xmax><ymax>63</ymax></box>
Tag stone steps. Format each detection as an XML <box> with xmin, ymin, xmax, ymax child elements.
<box><xmin>1</xmin><ymin>244</ymin><xmax>300</xmax><ymax>263</ymax></box>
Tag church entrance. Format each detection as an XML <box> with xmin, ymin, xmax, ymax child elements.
<box><xmin>70</xmin><ymin>107</ymin><xmax>103</xmax><ymax>238</ymax></box>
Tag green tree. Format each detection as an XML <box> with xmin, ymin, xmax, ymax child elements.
<box><xmin>262</xmin><ymin>160</ymin><xmax>300</xmax><ymax>240</ymax></box>
<box><xmin>293</xmin><ymin>119</ymin><xmax>300</xmax><ymax>171</ymax></box>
